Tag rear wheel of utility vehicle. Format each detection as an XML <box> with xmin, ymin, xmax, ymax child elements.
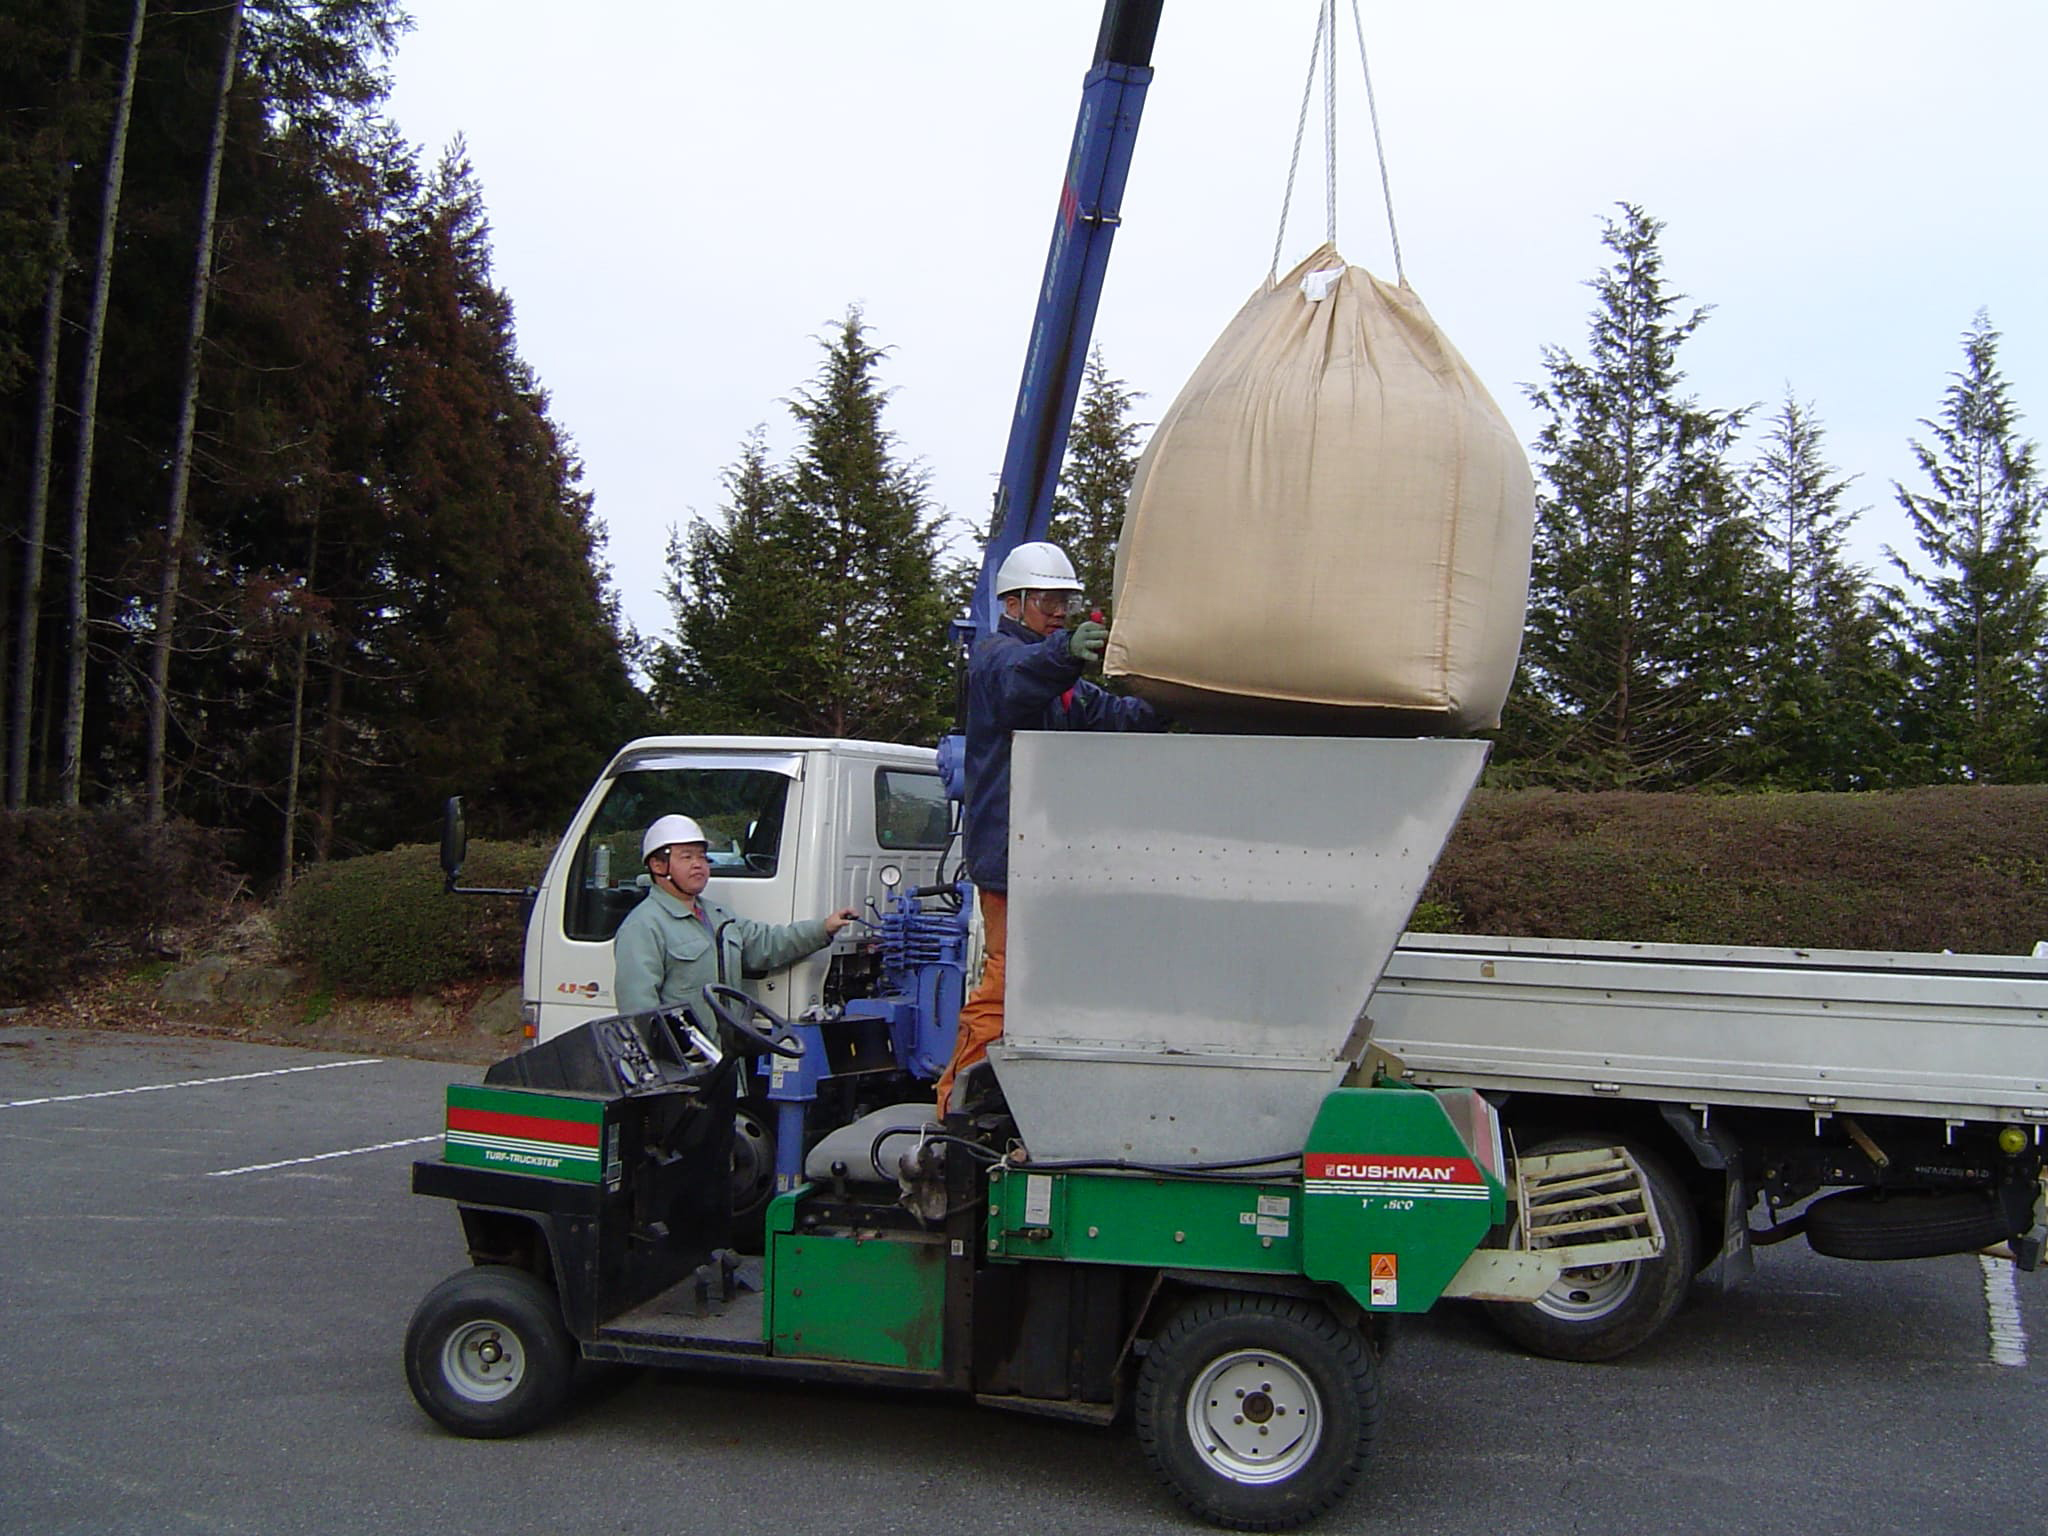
<box><xmin>1135</xmin><ymin>1292</ymin><xmax>1379</xmax><ymax>1531</ymax></box>
<box><xmin>405</xmin><ymin>1266</ymin><xmax>575</xmax><ymax>1438</ymax></box>
<box><xmin>1483</xmin><ymin>1135</ymin><xmax>1698</xmax><ymax>1363</ymax></box>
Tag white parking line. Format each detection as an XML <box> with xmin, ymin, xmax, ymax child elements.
<box><xmin>0</xmin><ymin>1058</ymin><xmax>382</xmax><ymax>1110</ymax></box>
<box><xmin>1980</xmin><ymin>1253</ymin><xmax>2029</xmax><ymax>1367</ymax></box>
<box><xmin>207</xmin><ymin>1133</ymin><xmax>442</xmax><ymax>1178</ymax></box>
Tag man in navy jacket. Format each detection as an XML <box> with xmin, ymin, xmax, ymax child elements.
<box><xmin>936</xmin><ymin>542</ymin><xmax>1166</xmax><ymax>1113</ymax></box>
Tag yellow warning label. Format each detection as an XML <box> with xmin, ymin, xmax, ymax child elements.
<box><xmin>1370</xmin><ymin>1252</ymin><xmax>1397</xmax><ymax>1279</ymax></box>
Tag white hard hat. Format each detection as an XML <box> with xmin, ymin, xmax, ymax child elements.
<box><xmin>642</xmin><ymin>814</ymin><xmax>708</xmax><ymax>862</ymax></box>
<box><xmin>993</xmin><ymin>541</ymin><xmax>1081</xmax><ymax>597</ymax></box>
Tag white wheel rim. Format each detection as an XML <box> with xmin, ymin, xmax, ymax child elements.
<box><xmin>1536</xmin><ymin>1253</ymin><xmax>1639</xmax><ymax>1321</ymax></box>
<box><xmin>1521</xmin><ymin>1193</ymin><xmax>1641</xmax><ymax>1322</ymax></box>
<box><xmin>1185</xmin><ymin>1348</ymin><xmax>1323</xmax><ymax>1484</ymax></box>
<box><xmin>441</xmin><ymin>1319</ymin><xmax>526</xmax><ymax>1403</ymax></box>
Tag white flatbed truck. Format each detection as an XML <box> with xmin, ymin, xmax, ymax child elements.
<box><xmin>1371</xmin><ymin>932</ymin><xmax>2048</xmax><ymax>1356</ymax></box>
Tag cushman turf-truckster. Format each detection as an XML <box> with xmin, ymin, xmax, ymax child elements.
<box><xmin>406</xmin><ymin>736</ymin><xmax>1672</xmax><ymax>1529</ymax></box>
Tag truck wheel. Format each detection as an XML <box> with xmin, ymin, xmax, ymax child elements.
<box><xmin>730</xmin><ymin>1103</ymin><xmax>776</xmax><ymax>1249</ymax></box>
<box><xmin>1135</xmin><ymin>1292</ymin><xmax>1379</xmax><ymax>1531</ymax></box>
<box><xmin>1484</xmin><ymin>1135</ymin><xmax>1698</xmax><ymax>1362</ymax></box>
<box><xmin>404</xmin><ymin>1266</ymin><xmax>575</xmax><ymax>1438</ymax></box>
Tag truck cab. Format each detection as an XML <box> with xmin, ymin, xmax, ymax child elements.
<box><xmin>524</xmin><ymin>736</ymin><xmax>951</xmax><ymax>1043</ymax></box>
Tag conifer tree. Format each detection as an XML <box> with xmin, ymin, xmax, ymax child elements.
<box><xmin>1883</xmin><ymin>312</ymin><xmax>2044</xmax><ymax>783</ymax></box>
<box><xmin>1504</xmin><ymin>204</ymin><xmax>1765</xmax><ymax>787</ymax></box>
<box><xmin>1047</xmin><ymin>346</ymin><xmax>1147</xmax><ymax>608</ymax></box>
<box><xmin>1744</xmin><ymin>393</ymin><xmax>1898</xmax><ymax>788</ymax></box>
<box><xmin>784</xmin><ymin>310</ymin><xmax>954</xmax><ymax>741</ymax></box>
<box><xmin>651</xmin><ymin>430</ymin><xmax>814</xmax><ymax>733</ymax></box>
<box><xmin>369</xmin><ymin>144</ymin><xmax>640</xmax><ymax>840</ymax></box>
<box><xmin>665</xmin><ymin>312</ymin><xmax>953</xmax><ymax>743</ymax></box>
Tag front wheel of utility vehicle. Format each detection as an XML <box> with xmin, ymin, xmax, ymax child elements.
<box><xmin>1135</xmin><ymin>1292</ymin><xmax>1379</xmax><ymax>1531</ymax></box>
<box><xmin>404</xmin><ymin>1266</ymin><xmax>575</xmax><ymax>1438</ymax></box>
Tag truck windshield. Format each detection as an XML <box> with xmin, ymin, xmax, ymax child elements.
<box><xmin>565</xmin><ymin>766</ymin><xmax>794</xmax><ymax>942</ymax></box>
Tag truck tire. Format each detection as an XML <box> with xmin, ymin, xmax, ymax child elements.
<box><xmin>1135</xmin><ymin>1292</ymin><xmax>1379</xmax><ymax>1531</ymax></box>
<box><xmin>1805</xmin><ymin>1188</ymin><xmax>2018</xmax><ymax>1261</ymax></box>
<box><xmin>1483</xmin><ymin>1135</ymin><xmax>1698</xmax><ymax>1363</ymax></box>
<box><xmin>405</xmin><ymin>1266</ymin><xmax>576</xmax><ymax>1438</ymax></box>
<box><xmin>730</xmin><ymin>1103</ymin><xmax>776</xmax><ymax>1251</ymax></box>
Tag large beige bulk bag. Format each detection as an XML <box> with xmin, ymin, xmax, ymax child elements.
<box><xmin>1105</xmin><ymin>244</ymin><xmax>1534</xmax><ymax>734</ymax></box>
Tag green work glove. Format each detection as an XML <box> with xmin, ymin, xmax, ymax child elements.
<box><xmin>1066</xmin><ymin>619</ymin><xmax>1107</xmax><ymax>665</ymax></box>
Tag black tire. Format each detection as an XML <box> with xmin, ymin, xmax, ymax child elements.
<box><xmin>730</xmin><ymin>1102</ymin><xmax>777</xmax><ymax>1251</ymax></box>
<box><xmin>1135</xmin><ymin>1292</ymin><xmax>1379</xmax><ymax>1531</ymax></box>
<box><xmin>404</xmin><ymin>1266</ymin><xmax>576</xmax><ymax>1438</ymax></box>
<box><xmin>1483</xmin><ymin>1135</ymin><xmax>1698</xmax><ymax>1363</ymax></box>
<box><xmin>1806</xmin><ymin>1188</ymin><xmax>2018</xmax><ymax>1261</ymax></box>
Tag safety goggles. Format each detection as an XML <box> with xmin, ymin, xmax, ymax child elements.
<box><xmin>1026</xmin><ymin>590</ymin><xmax>1085</xmax><ymax>615</ymax></box>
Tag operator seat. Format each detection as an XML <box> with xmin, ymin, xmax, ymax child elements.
<box><xmin>803</xmin><ymin>1102</ymin><xmax>938</xmax><ymax>1186</ymax></box>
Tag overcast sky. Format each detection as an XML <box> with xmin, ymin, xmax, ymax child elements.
<box><xmin>384</xmin><ymin>1</ymin><xmax>2046</xmax><ymax>644</ymax></box>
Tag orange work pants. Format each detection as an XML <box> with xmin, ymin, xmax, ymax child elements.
<box><xmin>935</xmin><ymin>889</ymin><xmax>1006</xmax><ymax>1116</ymax></box>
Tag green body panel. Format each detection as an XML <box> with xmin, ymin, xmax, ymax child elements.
<box><xmin>442</xmin><ymin>1083</ymin><xmax>608</xmax><ymax>1184</ymax></box>
<box><xmin>769</xmin><ymin>1229</ymin><xmax>946</xmax><ymax>1370</ymax></box>
<box><xmin>986</xmin><ymin>1168</ymin><xmax>1302</xmax><ymax>1272</ymax></box>
<box><xmin>1300</xmin><ymin>1086</ymin><xmax>1507</xmax><ymax>1313</ymax></box>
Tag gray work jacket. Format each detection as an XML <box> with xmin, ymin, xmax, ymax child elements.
<box><xmin>612</xmin><ymin>884</ymin><xmax>831</xmax><ymax>1022</ymax></box>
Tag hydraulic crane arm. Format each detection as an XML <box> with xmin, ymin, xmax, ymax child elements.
<box><xmin>967</xmin><ymin>0</ymin><xmax>1162</xmax><ymax>637</ymax></box>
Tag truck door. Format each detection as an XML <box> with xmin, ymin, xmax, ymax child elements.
<box><xmin>861</xmin><ymin>761</ymin><xmax>953</xmax><ymax>895</ymax></box>
<box><xmin>531</xmin><ymin>749</ymin><xmax>804</xmax><ymax>1041</ymax></box>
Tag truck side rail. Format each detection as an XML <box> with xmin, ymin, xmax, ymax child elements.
<box><xmin>1372</xmin><ymin>933</ymin><xmax>2048</xmax><ymax>1125</ymax></box>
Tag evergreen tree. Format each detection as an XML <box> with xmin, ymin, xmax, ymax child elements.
<box><xmin>1744</xmin><ymin>393</ymin><xmax>1899</xmax><ymax>788</ymax></box>
<box><xmin>0</xmin><ymin>0</ymin><xmax>639</xmax><ymax>870</ymax></box>
<box><xmin>1503</xmin><ymin>204</ymin><xmax>1766</xmax><ymax>787</ymax></box>
<box><xmin>1047</xmin><ymin>346</ymin><xmax>1146</xmax><ymax>608</ymax></box>
<box><xmin>370</xmin><ymin>144</ymin><xmax>640</xmax><ymax>841</ymax></box>
<box><xmin>649</xmin><ymin>430</ymin><xmax>814</xmax><ymax>733</ymax></box>
<box><xmin>1882</xmin><ymin>311</ymin><xmax>2044</xmax><ymax>783</ymax></box>
<box><xmin>663</xmin><ymin>311</ymin><xmax>954</xmax><ymax>743</ymax></box>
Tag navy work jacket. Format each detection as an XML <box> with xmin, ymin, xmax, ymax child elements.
<box><xmin>961</xmin><ymin>615</ymin><xmax>1164</xmax><ymax>894</ymax></box>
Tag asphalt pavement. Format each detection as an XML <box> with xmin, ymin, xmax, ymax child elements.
<box><xmin>2</xmin><ymin>1024</ymin><xmax>2041</xmax><ymax>1536</ymax></box>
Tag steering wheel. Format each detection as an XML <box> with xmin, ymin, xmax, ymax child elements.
<box><xmin>701</xmin><ymin>984</ymin><xmax>805</xmax><ymax>1060</ymax></box>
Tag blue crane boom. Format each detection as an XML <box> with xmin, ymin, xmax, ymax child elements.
<box><xmin>967</xmin><ymin>0</ymin><xmax>1162</xmax><ymax>637</ymax></box>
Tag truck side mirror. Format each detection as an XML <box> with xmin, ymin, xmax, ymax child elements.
<box><xmin>441</xmin><ymin>796</ymin><xmax>468</xmax><ymax>888</ymax></box>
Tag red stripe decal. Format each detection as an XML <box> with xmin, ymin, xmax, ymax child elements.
<box><xmin>1305</xmin><ymin>1154</ymin><xmax>1481</xmax><ymax>1185</ymax></box>
<box><xmin>448</xmin><ymin>1106</ymin><xmax>602</xmax><ymax>1148</ymax></box>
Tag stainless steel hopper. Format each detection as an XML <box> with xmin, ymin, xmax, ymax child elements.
<box><xmin>987</xmin><ymin>733</ymin><xmax>1486</xmax><ymax>1163</ymax></box>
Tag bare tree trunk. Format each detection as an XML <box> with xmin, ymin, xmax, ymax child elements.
<box><xmin>314</xmin><ymin>644</ymin><xmax>345</xmax><ymax>863</ymax></box>
<box><xmin>145</xmin><ymin>0</ymin><xmax>244</xmax><ymax>823</ymax></box>
<box><xmin>6</xmin><ymin>0</ymin><xmax>87</xmax><ymax>810</ymax></box>
<box><xmin>58</xmin><ymin>0</ymin><xmax>148</xmax><ymax>807</ymax></box>
<box><xmin>279</xmin><ymin>516</ymin><xmax>319</xmax><ymax>890</ymax></box>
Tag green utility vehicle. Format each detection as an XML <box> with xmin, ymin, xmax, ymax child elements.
<box><xmin>405</xmin><ymin>737</ymin><xmax>1665</xmax><ymax>1529</ymax></box>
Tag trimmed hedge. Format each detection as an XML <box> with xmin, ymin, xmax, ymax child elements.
<box><xmin>98</xmin><ymin>784</ymin><xmax>2048</xmax><ymax>1004</ymax></box>
<box><xmin>1422</xmin><ymin>784</ymin><xmax>2048</xmax><ymax>954</ymax></box>
<box><xmin>277</xmin><ymin>840</ymin><xmax>552</xmax><ymax>992</ymax></box>
<box><xmin>0</xmin><ymin>809</ymin><xmax>236</xmax><ymax>1003</ymax></box>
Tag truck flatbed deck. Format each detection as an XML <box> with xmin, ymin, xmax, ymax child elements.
<box><xmin>1373</xmin><ymin>932</ymin><xmax>2048</xmax><ymax>1126</ymax></box>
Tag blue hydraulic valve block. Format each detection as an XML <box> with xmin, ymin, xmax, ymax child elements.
<box><xmin>761</xmin><ymin>881</ymin><xmax>972</xmax><ymax>1193</ymax></box>
<box><xmin>840</xmin><ymin>880</ymin><xmax>971</xmax><ymax>1082</ymax></box>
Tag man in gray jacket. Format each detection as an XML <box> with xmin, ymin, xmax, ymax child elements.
<box><xmin>614</xmin><ymin>813</ymin><xmax>858</xmax><ymax>1022</ymax></box>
